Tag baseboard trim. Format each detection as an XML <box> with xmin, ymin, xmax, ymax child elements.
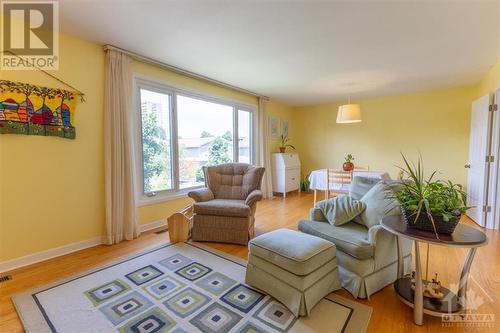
<box><xmin>0</xmin><ymin>220</ymin><xmax>168</xmax><ymax>273</ymax></box>
<box><xmin>0</xmin><ymin>236</ymin><xmax>106</xmax><ymax>273</ymax></box>
<box><xmin>140</xmin><ymin>219</ymin><xmax>167</xmax><ymax>232</ymax></box>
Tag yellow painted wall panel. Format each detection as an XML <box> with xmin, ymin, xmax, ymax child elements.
<box><xmin>266</xmin><ymin>100</ymin><xmax>296</xmax><ymax>154</ymax></box>
<box><xmin>294</xmin><ymin>86</ymin><xmax>476</xmax><ymax>185</ymax></box>
<box><xmin>133</xmin><ymin>62</ymin><xmax>257</xmax><ymax>105</ymax></box>
<box><xmin>0</xmin><ymin>34</ymin><xmax>106</xmax><ymax>261</ymax></box>
<box><xmin>138</xmin><ymin>198</ymin><xmax>193</xmax><ymax>226</ymax></box>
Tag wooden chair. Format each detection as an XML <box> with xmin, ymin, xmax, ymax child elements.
<box><xmin>324</xmin><ymin>169</ymin><xmax>353</xmax><ymax>200</ymax></box>
<box><xmin>353</xmin><ymin>165</ymin><xmax>370</xmax><ymax>171</ymax></box>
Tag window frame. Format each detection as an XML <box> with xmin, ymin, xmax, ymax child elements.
<box><xmin>133</xmin><ymin>75</ymin><xmax>257</xmax><ymax>206</ymax></box>
<box><xmin>235</xmin><ymin>108</ymin><xmax>254</xmax><ymax>164</ymax></box>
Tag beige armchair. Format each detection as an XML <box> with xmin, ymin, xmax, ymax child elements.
<box><xmin>188</xmin><ymin>163</ymin><xmax>265</xmax><ymax>245</ymax></box>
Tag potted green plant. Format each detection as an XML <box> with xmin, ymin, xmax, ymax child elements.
<box><xmin>343</xmin><ymin>154</ymin><xmax>354</xmax><ymax>171</ymax></box>
<box><xmin>300</xmin><ymin>172</ymin><xmax>311</xmax><ymax>192</ymax></box>
<box><xmin>395</xmin><ymin>154</ymin><xmax>470</xmax><ymax>236</ymax></box>
<box><xmin>279</xmin><ymin>134</ymin><xmax>296</xmax><ymax>153</ymax></box>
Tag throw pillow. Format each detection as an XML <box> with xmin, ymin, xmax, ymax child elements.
<box><xmin>316</xmin><ymin>196</ymin><xmax>367</xmax><ymax>226</ymax></box>
<box><xmin>349</xmin><ymin>176</ymin><xmax>380</xmax><ymax>200</ymax></box>
<box><xmin>383</xmin><ymin>179</ymin><xmax>407</xmax><ymax>193</ymax></box>
<box><xmin>355</xmin><ymin>181</ymin><xmax>401</xmax><ymax>228</ymax></box>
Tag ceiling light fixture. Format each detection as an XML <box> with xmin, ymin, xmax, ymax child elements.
<box><xmin>336</xmin><ymin>96</ymin><xmax>362</xmax><ymax>124</ymax></box>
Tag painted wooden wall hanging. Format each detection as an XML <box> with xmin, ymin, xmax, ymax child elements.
<box><xmin>0</xmin><ymin>80</ymin><xmax>78</xmax><ymax>139</ymax></box>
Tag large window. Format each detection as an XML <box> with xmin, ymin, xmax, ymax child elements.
<box><xmin>135</xmin><ymin>78</ymin><xmax>255</xmax><ymax>203</ymax></box>
<box><xmin>238</xmin><ymin>110</ymin><xmax>252</xmax><ymax>163</ymax></box>
<box><xmin>139</xmin><ymin>89</ymin><xmax>173</xmax><ymax>194</ymax></box>
<box><xmin>177</xmin><ymin>95</ymin><xmax>234</xmax><ymax>189</ymax></box>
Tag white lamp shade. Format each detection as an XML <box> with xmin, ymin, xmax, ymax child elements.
<box><xmin>336</xmin><ymin>104</ymin><xmax>362</xmax><ymax>123</ymax></box>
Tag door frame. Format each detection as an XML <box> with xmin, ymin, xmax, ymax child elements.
<box><xmin>487</xmin><ymin>88</ymin><xmax>500</xmax><ymax>229</ymax></box>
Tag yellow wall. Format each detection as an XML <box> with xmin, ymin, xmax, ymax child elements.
<box><xmin>0</xmin><ymin>34</ymin><xmax>295</xmax><ymax>262</ymax></box>
<box><xmin>293</xmin><ymin>86</ymin><xmax>476</xmax><ymax>184</ymax></box>
<box><xmin>266</xmin><ymin>100</ymin><xmax>296</xmax><ymax>153</ymax></box>
<box><xmin>293</xmin><ymin>58</ymin><xmax>500</xmax><ymax>187</ymax></box>
<box><xmin>0</xmin><ymin>34</ymin><xmax>106</xmax><ymax>261</ymax></box>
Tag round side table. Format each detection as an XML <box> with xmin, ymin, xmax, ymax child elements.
<box><xmin>381</xmin><ymin>215</ymin><xmax>487</xmax><ymax>325</ymax></box>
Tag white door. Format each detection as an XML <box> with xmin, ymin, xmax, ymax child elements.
<box><xmin>466</xmin><ymin>94</ymin><xmax>492</xmax><ymax>226</ymax></box>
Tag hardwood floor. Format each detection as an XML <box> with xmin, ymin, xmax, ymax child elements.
<box><xmin>1</xmin><ymin>192</ymin><xmax>498</xmax><ymax>332</ymax></box>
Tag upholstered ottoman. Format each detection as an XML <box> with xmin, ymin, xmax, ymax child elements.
<box><xmin>245</xmin><ymin>228</ymin><xmax>340</xmax><ymax>316</ymax></box>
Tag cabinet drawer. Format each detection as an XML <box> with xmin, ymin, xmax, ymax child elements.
<box><xmin>282</xmin><ymin>153</ymin><xmax>300</xmax><ymax>168</ymax></box>
<box><xmin>285</xmin><ymin>168</ymin><xmax>300</xmax><ymax>192</ymax></box>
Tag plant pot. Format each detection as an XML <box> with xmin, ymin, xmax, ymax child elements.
<box><xmin>279</xmin><ymin>147</ymin><xmax>286</xmax><ymax>153</ymax></box>
<box><xmin>402</xmin><ymin>210</ymin><xmax>460</xmax><ymax>235</ymax></box>
<box><xmin>343</xmin><ymin>162</ymin><xmax>354</xmax><ymax>171</ymax></box>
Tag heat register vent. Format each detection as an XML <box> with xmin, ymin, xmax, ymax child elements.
<box><xmin>0</xmin><ymin>275</ymin><xmax>12</xmax><ymax>283</ymax></box>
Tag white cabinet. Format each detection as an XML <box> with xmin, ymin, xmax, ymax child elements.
<box><xmin>271</xmin><ymin>153</ymin><xmax>301</xmax><ymax>197</ymax></box>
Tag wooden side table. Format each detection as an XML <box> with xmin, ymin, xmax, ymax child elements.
<box><xmin>381</xmin><ymin>215</ymin><xmax>487</xmax><ymax>325</ymax></box>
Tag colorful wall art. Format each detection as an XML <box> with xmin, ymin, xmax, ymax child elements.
<box><xmin>0</xmin><ymin>80</ymin><xmax>78</xmax><ymax>139</ymax></box>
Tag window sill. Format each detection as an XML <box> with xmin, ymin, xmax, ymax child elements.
<box><xmin>137</xmin><ymin>191</ymin><xmax>192</xmax><ymax>207</ymax></box>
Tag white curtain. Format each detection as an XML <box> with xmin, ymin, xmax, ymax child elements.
<box><xmin>257</xmin><ymin>97</ymin><xmax>273</xmax><ymax>198</ymax></box>
<box><xmin>104</xmin><ymin>50</ymin><xmax>139</xmax><ymax>245</ymax></box>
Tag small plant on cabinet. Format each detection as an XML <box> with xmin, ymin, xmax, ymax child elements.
<box><xmin>279</xmin><ymin>134</ymin><xmax>295</xmax><ymax>153</ymax></box>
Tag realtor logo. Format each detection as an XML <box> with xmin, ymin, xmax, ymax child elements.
<box><xmin>442</xmin><ymin>275</ymin><xmax>495</xmax><ymax>328</ymax></box>
<box><xmin>1</xmin><ymin>0</ymin><xmax>59</xmax><ymax>70</ymax></box>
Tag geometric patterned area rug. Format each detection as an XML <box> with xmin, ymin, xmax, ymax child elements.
<box><xmin>12</xmin><ymin>242</ymin><xmax>371</xmax><ymax>333</ymax></box>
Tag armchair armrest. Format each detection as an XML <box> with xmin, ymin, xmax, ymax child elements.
<box><xmin>367</xmin><ymin>225</ymin><xmax>386</xmax><ymax>245</ymax></box>
<box><xmin>368</xmin><ymin>225</ymin><xmax>396</xmax><ymax>270</ymax></box>
<box><xmin>188</xmin><ymin>188</ymin><xmax>214</xmax><ymax>202</ymax></box>
<box><xmin>309</xmin><ymin>208</ymin><xmax>328</xmax><ymax>223</ymax></box>
<box><xmin>245</xmin><ymin>190</ymin><xmax>262</xmax><ymax>206</ymax></box>
<box><xmin>368</xmin><ymin>224</ymin><xmax>412</xmax><ymax>270</ymax></box>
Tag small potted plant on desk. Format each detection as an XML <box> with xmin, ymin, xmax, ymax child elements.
<box><xmin>395</xmin><ymin>154</ymin><xmax>470</xmax><ymax>237</ymax></box>
<box><xmin>343</xmin><ymin>154</ymin><xmax>355</xmax><ymax>171</ymax></box>
<box><xmin>279</xmin><ymin>134</ymin><xmax>295</xmax><ymax>153</ymax></box>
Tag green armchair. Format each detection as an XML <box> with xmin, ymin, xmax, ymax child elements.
<box><xmin>298</xmin><ymin>177</ymin><xmax>412</xmax><ymax>299</ymax></box>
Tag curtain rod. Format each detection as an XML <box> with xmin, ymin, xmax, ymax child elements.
<box><xmin>103</xmin><ymin>44</ymin><xmax>269</xmax><ymax>101</ymax></box>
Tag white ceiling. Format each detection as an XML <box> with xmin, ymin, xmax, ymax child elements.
<box><xmin>59</xmin><ymin>0</ymin><xmax>499</xmax><ymax>106</ymax></box>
